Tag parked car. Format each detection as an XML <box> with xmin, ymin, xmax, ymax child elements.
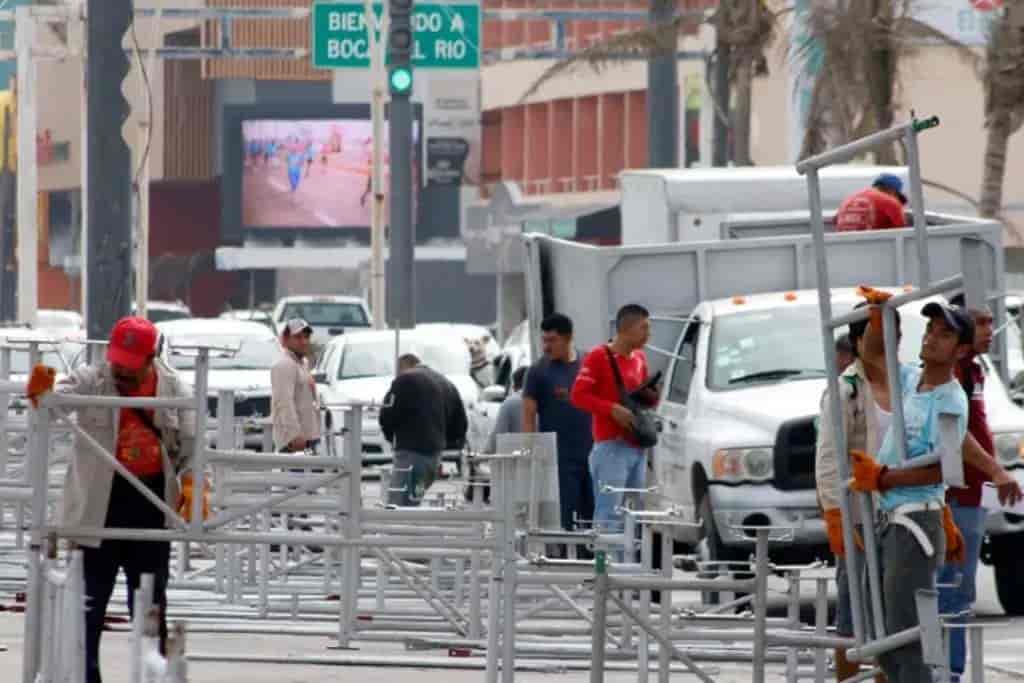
<box><xmin>134</xmin><ymin>300</ymin><xmax>192</xmax><ymax>324</ymax></box>
<box><xmin>272</xmin><ymin>295</ymin><xmax>372</xmax><ymax>350</ymax></box>
<box><xmin>157</xmin><ymin>318</ymin><xmax>280</xmax><ymax>449</ymax></box>
<box><xmin>416</xmin><ymin>322</ymin><xmax>501</xmax><ymax>387</ymax></box>
<box><xmin>219</xmin><ymin>309</ymin><xmax>277</xmax><ymax>333</ymax></box>
<box><xmin>314</xmin><ymin>328</ymin><xmax>477</xmax><ymax>463</ymax></box>
<box><xmin>36</xmin><ymin>309</ymin><xmax>85</xmax><ymax>341</ymax></box>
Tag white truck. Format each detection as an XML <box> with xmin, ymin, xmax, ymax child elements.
<box><xmin>522</xmin><ymin>213</ymin><xmax>1024</xmax><ymax>615</ymax></box>
<box><xmin>618</xmin><ymin>165</ymin><xmax>908</xmax><ymax>245</ymax></box>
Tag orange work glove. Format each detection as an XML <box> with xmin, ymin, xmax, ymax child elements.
<box><xmin>856</xmin><ymin>286</ymin><xmax>894</xmax><ymax>332</ymax></box>
<box><xmin>849</xmin><ymin>450</ymin><xmax>888</xmax><ymax>493</ymax></box>
<box><xmin>26</xmin><ymin>364</ymin><xmax>56</xmax><ymax>408</ymax></box>
<box><xmin>942</xmin><ymin>505</ymin><xmax>965</xmax><ymax>564</ymax></box>
<box><xmin>177</xmin><ymin>473</ymin><xmax>211</xmax><ymax>522</ymax></box>
<box><xmin>824</xmin><ymin>508</ymin><xmax>864</xmax><ymax>558</ymax></box>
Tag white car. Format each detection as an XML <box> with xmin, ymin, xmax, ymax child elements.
<box><xmin>219</xmin><ymin>309</ymin><xmax>276</xmax><ymax>333</ymax></box>
<box><xmin>272</xmin><ymin>295</ymin><xmax>373</xmax><ymax>349</ymax></box>
<box><xmin>416</xmin><ymin>322</ymin><xmax>501</xmax><ymax>386</ymax></box>
<box><xmin>36</xmin><ymin>309</ymin><xmax>85</xmax><ymax>341</ymax></box>
<box><xmin>157</xmin><ymin>318</ymin><xmax>280</xmax><ymax>449</ymax></box>
<box><xmin>314</xmin><ymin>329</ymin><xmax>477</xmax><ymax>463</ymax></box>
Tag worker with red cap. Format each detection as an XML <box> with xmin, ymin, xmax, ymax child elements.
<box><xmin>28</xmin><ymin>316</ymin><xmax>199</xmax><ymax>683</ymax></box>
<box><xmin>835</xmin><ymin>173</ymin><xmax>909</xmax><ymax>232</ymax></box>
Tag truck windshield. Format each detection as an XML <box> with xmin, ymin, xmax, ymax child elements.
<box><xmin>708</xmin><ymin>304</ymin><xmax>927</xmax><ymax>390</ymax></box>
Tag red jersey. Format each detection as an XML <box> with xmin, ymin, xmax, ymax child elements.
<box><xmin>116</xmin><ymin>371</ymin><xmax>164</xmax><ymax>477</ymax></box>
<box><xmin>571</xmin><ymin>344</ymin><xmax>649</xmax><ymax>444</ymax></box>
<box><xmin>947</xmin><ymin>357</ymin><xmax>994</xmax><ymax>507</ymax></box>
<box><xmin>835</xmin><ymin>188</ymin><xmax>906</xmax><ymax>232</ymax></box>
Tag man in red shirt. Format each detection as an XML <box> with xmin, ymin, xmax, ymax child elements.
<box><xmin>835</xmin><ymin>173</ymin><xmax>908</xmax><ymax>232</ymax></box>
<box><xmin>571</xmin><ymin>303</ymin><xmax>657</xmax><ymax>540</ymax></box>
<box><xmin>938</xmin><ymin>295</ymin><xmax>1023</xmax><ymax>681</ymax></box>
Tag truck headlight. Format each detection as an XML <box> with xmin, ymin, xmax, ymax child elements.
<box><xmin>994</xmin><ymin>432</ymin><xmax>1024</xmax><ymax>466</ymax></box>
<box><xmin>713</xmin><ymin>447</ymin><xmax>774</xmax><ymax>482</ymax></box>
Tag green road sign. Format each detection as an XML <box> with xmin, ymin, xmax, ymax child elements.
<box><xmin>312</xmin><ymin>2</ymin><xmax>480</xmax><ymax>69</ymax></box>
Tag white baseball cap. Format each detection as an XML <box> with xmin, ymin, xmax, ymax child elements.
<box><xmin>283</xmin><ymin>318</ymin><xmax>313</xmax><ymax>336</ymax></box>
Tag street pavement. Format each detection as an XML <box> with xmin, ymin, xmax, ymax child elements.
<box><xmin>2</xmin><ymin>562</ymin><xmax>1024</xmax><ymax>682</ymax></box>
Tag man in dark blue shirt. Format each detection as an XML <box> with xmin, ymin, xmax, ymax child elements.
<box><xmin>523</xmin><ymin>314</ymin><xmax>594</xmax><ymax>536</ymax></box>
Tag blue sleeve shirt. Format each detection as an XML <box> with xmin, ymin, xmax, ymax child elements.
<box><xmin>876</xmin><ymin>363</ymin><xmax>968</xmax><ymax>511</ymax></box>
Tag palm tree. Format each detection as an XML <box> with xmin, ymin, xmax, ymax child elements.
<box><xmin>794</xmin><ymin>0</ymin><xmax>976</xmax><ymax>163</ymax></box>
<box><xmin>519</xmin><ymin>1</ymin><xmax>776</xmax><ymax>167</ymax></box>
<box><xmin>979</xmin><ymin>13</ymin><xmax>1024</xmax><ymax>220</ymax></box>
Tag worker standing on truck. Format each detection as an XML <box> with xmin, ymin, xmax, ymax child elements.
<box><xmin>571</xmin><ymin>304</ymin><xmax>658</xmax><ymax>540</ymax></box>
<box><xmin>938</xmin><ymin>294</ymin><xmax>1023</xmax><ymax>682</ymax></box>
<box><xmin>816</xmin><ymin>302</ymin><xmax>900</xmax><ymax>683</ymax></box>
<box><xmin>835</xmin><ymin>174</ymin><xmax>908</xmax><ymax>232</ymax></box>
<box><xmin>522</xmin><ymin>314</ymin><xmax>594</xmax><ymax>547</ymax></box>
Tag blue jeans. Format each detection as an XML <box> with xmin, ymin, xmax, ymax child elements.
<box><xmin>937</xmin><ymin>503</ymin><xmax>988</xmax><ymax>676</ymax></box>
<box><xmin>589</xmin><ymin>440</ymin><xmax>646</xmax><ymax>536</ymax></box>
<box><xmin>388</xmin><ymin>450</ymin><xmax>441</xmax><ymax>507</ymax></box>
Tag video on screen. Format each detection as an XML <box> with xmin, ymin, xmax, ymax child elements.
<box><xmin>241</xmin><ymin>118</ymin><xmax>419</xmax><ymax>229</ymax></box>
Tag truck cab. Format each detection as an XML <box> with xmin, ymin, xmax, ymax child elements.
<box><xmin>653</xmin><ymin>289</ymin><xmax>1024</xmax><ymax>570</ymax></box>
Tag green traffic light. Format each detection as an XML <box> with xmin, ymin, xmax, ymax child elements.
<box><xmin>390</xmin><ymin>67</ymin><xmax>413</xmax><ymax>94</ymax></box>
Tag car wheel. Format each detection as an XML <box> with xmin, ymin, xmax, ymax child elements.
<box><xmin>697</xmin><ymin>496</ymin><xmax>747</xmax><ymax>606</ymax></box>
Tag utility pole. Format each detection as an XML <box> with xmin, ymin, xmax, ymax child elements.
<box><xmin>711</xmin><ymin>2</ymin><xmax>732</xmax><ymax>167</ymax></box>
<box><xmin>386</xmin><ymin>0</ymin><xmax>415</xmax><ymax>329</ymax></box>
<box><xmin>15</xmin><ymin>6</ymin><xmax>37</xmax><ymax>325</ymax></box>
<box><xmin>86</xmin><ymin>0</ymin><xmax>133</xmax><ymax>338</ymax></box>
<box><xmin>646</xmin><ymin>0</ymin><xmax>678</xmax><ymax>168</ymax></box>
<box><xmin>366</xmin><ymin>0</ymin><xmax>388</xmax><ymax>329</ymax></box>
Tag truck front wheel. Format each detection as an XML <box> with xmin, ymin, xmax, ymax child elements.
<box><xmin>993</xmin><ymin>534</ymin><xmax>1024</xmax><ymax>616</ymax></box>
<box><xmin>697</xmin><ymin>496</ymin><xmax>745</xmax><ymax>605</ymax></box>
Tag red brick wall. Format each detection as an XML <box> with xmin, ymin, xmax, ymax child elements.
<box><xmin>149</xmin><ymin>180</ymin><xmax>241</xmax><ymax>317</ymax></box>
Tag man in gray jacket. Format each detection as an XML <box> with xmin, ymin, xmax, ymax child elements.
<box><xmin>271</xmin><ymin>318</ymin><xmax>322</xmax><ymax>452</ymax></box>
<box><xmin>32</xmin><ymin>316</ymin><xmax>196</xmax><ymax>683</ymax></box>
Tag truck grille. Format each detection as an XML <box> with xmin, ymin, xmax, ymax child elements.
<box><xmin>207</xmin><ymin>395</ymin><xmax>271</xmax><ymax>419</ymax></box>
<box><xmin>773</xmin><ymin>417</ymin><xmax>816</xmax><ymax>491</ymax></box>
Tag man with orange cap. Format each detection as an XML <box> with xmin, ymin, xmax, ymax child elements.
<box><xmin>28</xmin><ymin>316</ymin><xmax>198</xmax><ymax>683</ymax></box>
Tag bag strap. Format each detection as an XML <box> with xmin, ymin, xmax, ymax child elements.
<box><xmin>603</xmin><ymin>345</ymin><xmax>628</xmax><ymax>403</ymax></box>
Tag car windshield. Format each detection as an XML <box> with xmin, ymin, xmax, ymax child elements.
<box><xmin>147</xmin><ymin>309</ymin><xmax>190</xmax><ymax>324</ymax></box>
<box><xmin>338</xmin><ymin>337</ymin><xmax>470</xmax><ymax>380</ymax></box>
<box><xmin>169</xmin><ymin>335</ymin><xmax>280</xmax><ymax>371</ymax></box>
<box><xmin>707</xmin><ymin>303</ymin><xmax>928</xmax><ymax>390</ymax></box>
<box><xmin>282</xmin><ymin>302</ymin><xmax>368</xmax><ymax>328</ymax></box>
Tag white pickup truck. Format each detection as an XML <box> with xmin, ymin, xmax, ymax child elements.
<box><xmin>523</xmin><ymin>213</ymin><xmax>1024</xmax><ymax>615</ymax></box>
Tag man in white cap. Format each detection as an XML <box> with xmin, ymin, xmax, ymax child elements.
<box><xmin>271</xmin><ymin>318</ymin><xmax>321</xmax><ymax>452</ymax></box>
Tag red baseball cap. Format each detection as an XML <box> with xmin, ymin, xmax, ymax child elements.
<box><xmin>107</xmin><ymin>317</ymin><xmax>159</xmax><ymax>370</ymax></box>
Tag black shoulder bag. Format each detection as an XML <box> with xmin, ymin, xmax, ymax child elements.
<box><xmin>604</xmin><ymin>346</ymin><xmax>659</xmax><ymax>449</ymax></box>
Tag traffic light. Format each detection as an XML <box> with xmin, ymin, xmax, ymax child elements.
<box><xmin>387</xmin><ymin>0</ymin><xmax>413</xmax><ymax>96</ymax></box>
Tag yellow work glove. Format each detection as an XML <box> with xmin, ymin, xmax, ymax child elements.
<box><xmin>177</xmin><ymin>473</ymin><xmax>211</xmax><ymax>522</ymax></box>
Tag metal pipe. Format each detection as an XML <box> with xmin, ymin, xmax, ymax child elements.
<box><xmin>45</xmin><ymin>394</ymin><xmax>194</xmax><ymax>410</ymax></box>
<box><xmin>795</xmin><ymin>118</ymin><xmax>937</xmax><ymax>174</ymax></box>
<box><xmin>205</xmin><ymin>451</ymin><xmax>346</xmax><ymax>469</ymax></box>
<box><xmin>606</xmin><ymin>593</ymin><xmax>715</xmax><ymax>683</ymax></box>
<box><xmin>884</xmin><ymin>274</ymin><xmax>963</xmax><ymax>309</ymax></box>
<box><xmin>590</xmin><ymin>551</ymin><xmax>608</xmax><ymax>683</ymax></box>
<box><xmin>751</xmin><ymin>530</ymin><xmax>769</xmax><ymax>683</ymax></box>
<box><xmin>204</xmin><ymin>471</ymin><xmax>345</xmax><ymax>530</ymax></box>
<box><xmin>904</xmin><ymin>124</ymin><xmax>930</xmax><ymax>287</ymax></box>
<box><xmin>846</xmin><ymin>626</ymin><xmax>920</xmax><ymax>662</ymax></box>
<box><xmin>608</xmin><ymin>576</ymin><xmax>757</xmax><ymax>592</ymax></box>
<box><xmin>805</xmin><ymin>165</ymin><xmax>867</xmax><ymax>647</ymax></box>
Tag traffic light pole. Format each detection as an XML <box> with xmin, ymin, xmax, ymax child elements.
<box><xmin>366</xmin><ymin>0</ymin><xmax>388</xmax><ymax>329</ymax></box>
<box><xmin>386</xmin><ymin>0</ymin><xmax>415</xmax><ymax>329</ymax></box>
